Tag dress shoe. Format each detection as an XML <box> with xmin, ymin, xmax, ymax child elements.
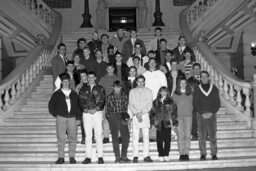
<box><xmin>179</xmin><ymin>155</ymin><xmax>185</xmax><ymax>161</ymax></box>
<box><xmin>200</xmin><ymin>155</ymin><xmax>206</xmax><ymax>161</ymax></box>
<box><xmin>120</xmin><ymin>157</ymin><xmax>131</xmax><ymax>163</ymax></box>
<box><xmin>133</xmin><ymin>157</ymin><xmax>138</xmax><ymax>163</ymax></box>
<box><xmin>92</xmin><ymin>139</ymin><xmax>96</xmax><ymax>144</ymax></box>
<box><xmin>103</xmin><ymin>138</ymin><xmax>109</xmax><ymax>144</ymax></box>
<box><xmin>184</xmin><ymin>155</ymin><xmax>189</xmax><ymax>161</ymax></box>
<box><xmin>69</xmin><ymin>157</ymin><xmax>76</xmax><ymax>164</ymax></box>
<box><xmin>149</xmin><ymin>139</ymin><xmax>156</xmax><ymax>142</ymax></box>
<box><xmin>81</xmin><ymin>139</ymin><xmax>85</xmax><ymax>144</ymax></box>
<box><xmin>98</xmin><ymin>157</ymin><xmax>104</xmax><ymax>164</ymax></box>
<box><xmin>212</xmin><ymin>155</ymin><xmax>218</xmax><ymax>160</ymax></box>
<box><xmin>144</xmin><ymin>156</ymin><xmax>153</xmax><ymax>162</ymax></box>
<box><xmin>139</xmin><ymin>138</ymin><xmax>143</xmax><ymax>142</ymax></box>
<box><xmin>55</xmin><ymin>158</ymin><xmax>64</xmax><ymax>164</ymax></box>
<box><xmin>82</xmin><ymin>158</ymin><xmax>91</xmax><ymax>164</ymax></box>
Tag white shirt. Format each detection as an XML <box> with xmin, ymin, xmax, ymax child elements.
<box><xmin>61</xmin><ymin>88</ymin><xmax>71</xmax><ymax>113</ymax></box>
<box><xmin>143</xmin><ymin>70</ymin><xmax>167</xmax><ymax>100</ymax></box>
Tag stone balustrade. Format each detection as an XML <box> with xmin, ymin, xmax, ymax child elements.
<box><xmin>194</xmin><ymin>47</ymin><xmax>252</xmax><ymax>118</ymax></box>
<box><xmin>19</xmin><ymin>0</ymin><xmax>55</xmax><ymax>25</ymax></box>
<box><xmin>187</xmin><ymin>0</ymin><xmax>217</xmax><ymax>25</ymax></box>
<box><xmin>0</xmin><ymin>49</ymin><xmax>53</xmax><ymax>113</ymax></box>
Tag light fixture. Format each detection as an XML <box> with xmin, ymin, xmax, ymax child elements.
<box><xmin>120</xmin><ymin>17</ymin><xmax>127</xmax><ymax>24</ymax></box>
<box><xmin>251</xmin><ymin>42</ymin><xmax>256</xmax><ymax>56</ymax></box>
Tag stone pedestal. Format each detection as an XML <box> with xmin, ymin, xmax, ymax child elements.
<box><xmin>80</xmin><ymin>0</ymin><xmax>93</xmax><ymax>28</ymax></box>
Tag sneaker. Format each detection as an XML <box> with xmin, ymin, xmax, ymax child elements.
<box><xmin>158</xmin><ymin>156</ymin><xmax>164</xmax><ymax>162</ymax></box>
<box><xmin>103</xmin><ymin>138</ymin><xmax>109</xmax><ymax>144</ymax></box>
<box><xmin>98</xmin><ymin>157</ymin><xmax>104</xmax><ymax>164</ymax></box>
<box><xmin>82</xmin><ymin>158</ymin><xmax>91</xmax><ymax>164</ymax></box>
<box><xmin>164</xmin><ymin>156</ymin><xmax>170</xmax><ymax>161</ymax></box>
<box><xmin>139</xmin><ymin>138</ymin><xmax>143</xmax><ymax>142</ymax></box>
<box><xmin>212</xmin><ymin>155</ymin><xmax>218</xmax><ymax>160</ymax></box>
<box><xmin>55</xmin><ymin>158</ymin><xmax>64</xmax><ymax>164</ymax></box>
<box><xmin>200</xmin><ymin>155</ymin><xmax>206</xmax><ymax>161</ymax></box>
<box><xmin>149</xmin><ymin>139</ymin><xmax>155</xmax><ymax>142</ymax></box>
<box><xmin>133</xmin><ymin>157</ymin><xmax>138</xmax><ymax>163</ymax></box>
<box><xmin>69</xmin><ymin>157</ymin><xmax>76</xmax><ymax>164</ymax></box>
<box><xmin>191</xmin><ymin>136</ymin><xmax>198</xmax><ymax>141</ymax></box>
<box><xmin>120</xmin><ymin>157</ymin><xmax>131</xmax><ymax>163</ymax></box>
<box><xmin>144</xmin><ymin>156</ymin><xmax>153</xmax><ymax>162</ymax></box>
<box><xmin>81</xmin><ymin>139</ymin><xmax>85</xmax><ymax>144</ymax></box>
<box><xmin>179</xmin><ymin>155</ymin><xmax>184</xmax><ymax>161</ymax></box>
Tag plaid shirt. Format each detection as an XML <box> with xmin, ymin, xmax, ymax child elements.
<box><xmin>106</xmin><ymin>91</ymin><xmax>128</xmax><ymax>116</ymax></box>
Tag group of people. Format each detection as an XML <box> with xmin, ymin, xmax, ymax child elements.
<box><xmin>49</xmin><ymin>27</ymin><xmax>220</xmax><ymax>164</ymax></box>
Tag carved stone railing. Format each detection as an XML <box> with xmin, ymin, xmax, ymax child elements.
<box><xmin>180</xmin><ymin>5</ymin><xmax>255</xmax><ymax>130</ymax></box>
<box><xmin>207</xmin><ymin>0</ymin><xmax>256</xmax><ymax>47</ymax></box>
<box><xmin>187</xmin><ymin>0</ymin><xmax>217</xmax><ymax>26</ymax></box>
<box><xmin>194</xmin><ymin>44</ymin><xmax>252</xmax><ymax>127</ymax></box>
<box><xmin>0</xmin><ymin>1</ymin><xmax>62</xmax><ymax>125</ymax></box>
<box><xmin>19</xmin><ymin>0</ymin><xmax>55</xmax><ymax>26</ymax></box>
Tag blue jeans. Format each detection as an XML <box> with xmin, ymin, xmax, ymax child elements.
<box><xmin>197</xmin><ymin>113</ymin><xmax>217</xmax><ymax>156</ymax></box>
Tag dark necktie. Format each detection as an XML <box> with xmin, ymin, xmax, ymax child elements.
<box><xmin>157</xmin><ymin>38</ymin><xmax>160</xmax><ymax>51</ymax></box>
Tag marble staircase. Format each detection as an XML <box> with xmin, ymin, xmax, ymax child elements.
<box><xmin>0</xmin><ymin>74</ymin><xmax>256</xmax><ymax>170</ymax></box>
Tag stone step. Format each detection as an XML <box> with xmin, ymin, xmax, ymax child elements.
<box><xmin>0</xmin><ymin>138</ymin><xmax>255</xmax><ymax>152</ymax></box>
<box><xmin>0</xmin><ymin>129</ymin><xmax>251</xmax><ymax>141</ymax></box>
<box><xmin>0</xmin><ymin>147</ymin><xmax>255</xmax><ymax>162</ymax></box>
<box><xmin>14</xmin><ymin>114</ymin><xmax>52</xmax><ymax>119</ymax></box>
<box><xmin>0</xmin><ymin>157</ymin><xmax>256</xmax><ymax>171</ymax></box>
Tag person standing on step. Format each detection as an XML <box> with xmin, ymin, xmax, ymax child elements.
<box><xmin>129</xmin><ymin>75</ymin><xmax>153</xmax><ymax>163</ymax></box>
<box><xmin>51</xmin><ymin>43</ymin><xmax>68</xmax><ymax>88</ymax></box>
<box><xmin>148</xmin><ymin>27</ymin><xmax>164</xmax><ymax>51</ymax></box>
<box><xmin>75</xmin><ymin>69</ymin><xmax>88</xmax><ymax>145</ymax></box>
<box><xmin>99</xmin><ymin>63</ymin><xmax>121</xmax><ymax>144</ymax></box>
<box><xmin>150</xmin><ymin>86</ymin><xmax>178</xmax><ymax>162</ymax></box>
<box><xmin>79</xmin><ymin>71</ymin><xmax>106</xmax><ymax>164</ymax></box>
<box><xmin>188</xmin><ymin>63</ymin><xmax>201</xmax><ymax>141</ymax></box>
<box><xmin>87</xmin><ymin>31</ymin><xmax>102</xmax><ymax>57</ymax></box>
<box><xmin>48</xmin><ymin>73</ymin><xmax>81</xmax><ymax>164</ymax></box>
<box><xmin>193</xmin><ymin>71</ymin><xmax>220</xmax><ymax>161</ymax></box>
<box><xmin>72</xmin><ymin>38</ymin><xmax>87</xmax><ymax>65</ymax></box>
<box><xmin>172</xmin><ymin>78</ymin><xmax>193</xmax><ymax>161</ymax></box>
<box><xmin>110</xmin><ymin>28</ymin><xmax>129</xmax><ymax>55</ymax></box>
<box><xmin>106</xmin><ymin>80</ymin><xmax>131</xmax><ymax>163</ymax></box>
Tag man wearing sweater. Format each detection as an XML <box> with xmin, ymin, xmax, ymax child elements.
<box><xmin>193</xmin><ymin>71</ymin><xmax>220</xmax><ymax>161</ymax></box>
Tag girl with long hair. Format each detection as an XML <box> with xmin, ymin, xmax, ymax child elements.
<box><xmin>172</xmin><ymin>77</ymin><xmax>193</xmax><ymax>161</ymax></box>
<box><xmin>150</xmin><ymin>86</ymin><xmax>178</xmax><ymax>162</ymax></box>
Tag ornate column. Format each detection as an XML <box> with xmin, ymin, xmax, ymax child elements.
<box><xmin>81</xmin><ymin>0</ymin><xmax>93</xmax><ymax>28</ymax></box>
<box><xmin>152</xmin><ymin>0</ymin><xmax>165</xmax><ymax>26</ymax></box>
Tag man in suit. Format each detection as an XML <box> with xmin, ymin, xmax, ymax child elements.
<box><xmin>122</xmin><ymin>30</ymin><xmax>146</xmax><ymax>63</ymax></box>
<box><xmin>188</xmin><ymin>63</ymin><xmax>201</xmax><ymax>140</ymax></box>
<box><xmin>87</xmin><ymin>31</ymin><xmax>102</xmax><ymax>57</ymax></box>
<box><xmin>155</xmin><ymin>38</ymin><xmax>171</xmax><ymax>65</ymax></box>
<box><xmin>172</xmin><ymin>36</ymin><xmax>195</xmax><ymax>63</ymax></box>
<box><xmin>148</xmin><ymin>27</ymin><xmax>163</xmax><ymax>51</ymax></box>
<box><xmin>51</xmin><ymin>43</ymin><xmax>68</xmax><ymax>86</ymax></box>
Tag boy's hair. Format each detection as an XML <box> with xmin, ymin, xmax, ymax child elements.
<box><xmin>76</xmin><ymin>38</ymin><xmax>86</xmax><ymax>47</ymax></box>
<box><xmin>192</xmin><ymin>63</ymin><xmax>201</xmax><ymax>69</ymax></box>
<box><xmin>78</xmin><ymin>69</ymin><xmax>88</xmax><ymax>75</ymax></box>
<box><xmin>113</xmin><ymin>80</ymin><xmax>122</xmax><ymax>87</ymax></box>
<box><xmin>60</xmin><ymin>73</ymin><xmax>70</xmax><ymax>81</ymax></box>
<box><xmin>88</xmin><ymin>71</ymin><xmax>96</xmax><ymax>77</ymax></box>
<box><xmin>147</xmin><ymin>50</ymin><xmax>156</xmax><ymax>56</ymax></box>
<box><xmin>66</xmin><ymin>61</ymin><xmax>74</xmax><ymax>66</ymax></box>
<box><xmin>166</xmin><ymin>50</ymin><xmax>174</xmax><ymax>56</ymax></box>
<box><xmin>115</xmin><ymin>52</ymin><xmax>122</xmax><ymax>57</ymax></box>
<box><xmin>132</xmin><ymin>56</ymin><xmax>140</xmax><ymax>61</ymax></box>
<box><xmin>136</xmin><ymin>75</ymin><xmax>146</xmax><ymax>82</ymax></box>
<box><xmin>178</xmin><ymin>35</ymin><xmax>186</xmax><ymax>41</ymax></box>
<box><xmin>107</xmin><ymin>63</ymin><xmax>114</xmax><ymax>68</ymax></box>
<box><xmin>155</xmin><ymin>27</ymin><xmax>162</xmax><ymax>32</ymax></box>
<box><xmin>57</xmin><ymin>43</ymin><xmax>66</xmax><ymax>50</ymax></box>
<box><xmin>100</xmin><ymin>33</ymin><xmax>109</xmax><ymax>40</ymax></box>
<box><xmin>160</xmin><ymin>38</ymin><xmax>167</xmax><ymax>43</ymax></box>
<box><xmin>129</xmin><ymin>66</ymin><xmax>137</xmax><ymax>72</ymax></box>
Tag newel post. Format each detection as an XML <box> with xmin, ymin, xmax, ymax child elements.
<box><xmin>252</xmin><ymin>74</ymin><xmax>256</xmax><ymax>137</ymax></box>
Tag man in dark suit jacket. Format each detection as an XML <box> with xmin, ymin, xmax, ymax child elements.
<box><xmin>113</xmin><ymin>52</ymin><xmax>129</xmax><ymax>82</ymax></box>
<box><xmin>155</xmin><ymin>38</ymin><xmax>171</xmax><ymax>65</ymax></box>
<box><xmin>87</xmin><ymin>31</ymin><xmax>102</xmax><ymax>57</ymax></box>
<box><xmin>166</xmin><ymin>59</ymin><xmax>186</xmax><ymax>95</ymax></box>
<box><xmin>172</xmin><ymin>36</ymin><xmax>195</xmax><ymax>63</ymax></box>
<box><xmin>122</xmin><ymin>30</ymin><xmax>146</xmax><ymax>64</ymax></box>
<box><xmin>51</xmin><ymin>43</ymin><xmax>67</xmax><ymax>83</ymax></box>
<box><xmin>188</xmin><ymin>63</ymin><xmax>201</xmax><ymax>140</ymax></box>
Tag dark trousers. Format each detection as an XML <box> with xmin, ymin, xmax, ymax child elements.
<box><xmin>108</xmin><ymin>114</ymin><xmax>130</xmax><ymax>159</ymax></box>
<box><xmin>197</xmin><ymin>113</ymin><xmax>217</xmax><ymax>156</ymax></box>
<box><xmin>81</xmin><ymin>120</ymin><xmax>85</xmax><ymax>140</ymax></box>
<box><xmin>191</xmin><ymin>110</ymin><xmax>198</xmax><ymax>138</ymax></box>
<box><xmin>156</xmin><ymin>123</ymin><xmax>171</xmax><ymax>157</ymax></box>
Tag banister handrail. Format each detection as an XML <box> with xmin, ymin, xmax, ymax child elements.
<box><xmin>180</xmin><ymin>7</ymin><xmax>253</xmax><ymax>125</ymax></box>
<box><xmin>196</xmin><ymin>42</ymin><xmax>252</xmax><ymax>89</ymax></box>
<box><xmin>0</xmin><ymin>2</ymin><xmax>61</xmax><ymax>123</ymax></box>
